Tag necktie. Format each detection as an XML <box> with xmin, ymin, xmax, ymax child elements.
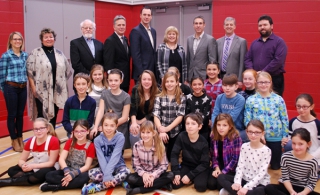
<box><xmin>121</xmin><ymin>36</ymin><xmax>128</xmax><ymax>54</ymax></box>
<box><xmin>222</xmin><ymin>37</ymin><xmax>231</xmax><ymax>71</ymax></box>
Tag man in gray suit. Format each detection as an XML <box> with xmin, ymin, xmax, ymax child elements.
<box><xmin>217</xmin><ymin>17</ymin><xmax>247</xmax><ymax>88</ymax></box>
<box><xmin>186</xmin><ymin>15</ymin><xmax>217</xmax><ymax>82</ymax></box>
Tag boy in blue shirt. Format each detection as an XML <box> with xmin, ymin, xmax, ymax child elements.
<box><xmin>62</xmin><ymin>73</ymin><xmax>96</xmax><ymax>137</ymax></box>
<box><xmin>211</xmin><ymin>74</ymin><xmax>246</xmax><ymax>141</ymax></box>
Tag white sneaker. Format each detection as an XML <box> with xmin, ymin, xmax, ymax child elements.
<box><xmin>219</xmin><ymin>188</ymin><xmax>230</xmax><ymax>195</ymax></box>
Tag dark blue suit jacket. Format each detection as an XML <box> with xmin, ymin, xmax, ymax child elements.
<box><xmin>129</xmin><ymin>23</ymin><xmax>157</xmax><ymax>80</ymax></box>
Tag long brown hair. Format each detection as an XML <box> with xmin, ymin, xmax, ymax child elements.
<box><xmin>137</xmin><ymin>70</ymin><xmax>159</xmax><ymax>113</ymax></box>
<box><xmin>34</xmin><ymin>117</ymin><xmax>57</xmax><ymax>137</ymax></box>
<box><xmin>140</xmin><ymin>121</ymin><xmax>165</xmax><ymax>162</ymax></box>
<box><xmin>211</xmin><ymin>113</ymin><xmax>239</xmax><ymax>141</ymax></box>
<box><xmin>246</xmin><ymin>119</ymin><xmax>265</xmax><ymax>144</ymax></box>
<box><xmin>296</xmin><ymin>93</ymin><xmax>316</xmax><ymax>117</ymax></box>
<box><xmin>71</xmin><ymin>119</ymin><xmax>90</xmax><ymax>148</ymax></box>
<box><xmin>88</xmin><ymin>64</ymin><xmax>108</xmax><ymax>92</ymax></box>
<box><xmin>158</xmin><ymin>71</ymin><xmax>183</xmax><ymax>104</ymax></box>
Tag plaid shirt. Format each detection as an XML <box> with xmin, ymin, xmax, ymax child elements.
<box><xmin>0</xmin><ymin>49</ymin><xmax>28</xmax><ymax>90</ymax></box>
<box><xmin>132</xmin><ymin>140</ymin><xmax>168</xmax><ymax>179</ymax></box>
<box><xmin>210</xmin><ymin>134</ymin><xmax>242</xmax><ymax>174</ymax></box>
<box><xmin>153</xmin><ymin>95</ymin><xmax>186</xmax><ymax>138</ymax></box>
<box><xmin>204</xmin><ymin>79</ymin><xmax>224</xmax><ymax>112</ymax></box>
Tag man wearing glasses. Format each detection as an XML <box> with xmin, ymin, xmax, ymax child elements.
<box><xmin>245</xmin><ymin>15</ymin><xmax>287</xmax><ymax>97</ymax></box>
<box><xmin>70</xmin><ymin>19</ymin><xmax>104</xmax><ymax>78</ymax></box>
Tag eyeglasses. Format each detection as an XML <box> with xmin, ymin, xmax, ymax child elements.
<box><xmin>33</xmin><ymin>127</ymin><xmax>47</xmax><ymax>132</ymax></box>
<box><xmin>82</xmin><ymin>27</ymin><xmax>93</xmax><ymax>30</ymax></box>
<box><xmin>296</xmin><ymin>105</ymin><xmax>311</xmax><ymax>110</ymax></box>
<box><xmin>246</xmin><ymin>131</ymin><xmax>262</xmax><ymax>136</ymax></box>
<box><xmin>12</xmin><ymin>38</ymin><xmax>22</xmax><ymax>41</ymax></box>
<box><xmin>257</xmin><ymin>81</ymin><xmax>271</xmax><ymax>85</ymax></box>
<box><xmin>73</xmin><ymin>130</ymin><xmax>88</xmax><ymax>134</ymax></box>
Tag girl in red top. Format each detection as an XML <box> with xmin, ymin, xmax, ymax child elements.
<box><xmin>40</xmin><ymin>119</ymin><xmax>95</xmax><ymax>192</ymax></box>
<box><xmin>0</xmin><ymin>117</ymin><xmax>59</xmax><ymax>187</ymax></box>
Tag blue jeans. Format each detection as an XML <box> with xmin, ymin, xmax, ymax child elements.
<box><xmin>284</xmin><ymin>140</ymin><xmax>292</xmax><ymax>152</ymax></box>
<box><xmin>3</xmin><ymin>83</ymin><xmax>27</xmax><ymax>140</ymax></box>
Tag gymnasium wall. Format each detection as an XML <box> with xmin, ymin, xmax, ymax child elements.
<box><xmin>0</xmin><ymin>0</ymin><xmax>319</xmax><ymax>136</ymax></box>
<box><xmin>0</xmin><ymin>0</ymin><xmax>25</xmax><ymax>121</ymax></box>
<box><xmin>212</xmin><ymin>0</ymin><xmax>320</xmax><ymax>110</ymax></box>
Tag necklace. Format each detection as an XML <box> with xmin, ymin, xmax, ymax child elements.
<box><xmin>166</xmin><ymin>43</ymin><xmax>177</xmax><ymax>54</ymax></box>
<box><xmin>47</xmin><ymin>49</ymin><xmax>53</xmax><ymax>53</ymax></box>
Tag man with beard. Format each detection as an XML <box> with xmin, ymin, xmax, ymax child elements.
<box><xmin>245</xmin><ymin>15</ymin><xmax>287</xmax><ymax>96</ymax></box>
<box><xmin>70</xmin><ymin>19</ymin><xmax>104</xmax><ymax>78</ymax></box>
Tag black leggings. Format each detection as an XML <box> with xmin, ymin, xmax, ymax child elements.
<box><xmin>207</xmin><ymin>168</ymin><xmax>235</xmax><ymax>190</ymax></box>
<box><xmin>126</xmin><ymin>172</ymin><xmax>174</xmax><ymax>193</ymax></box>
<box><xmin>8</xmin><ymin>164</ymin><xmax>55</xmax><ymax>184</ymax></box>
<box><xmin>165</xmin><ymin>133</ymin><xmax>178</xmax><ymax>162</ymax></box>
<box><xmin>172</xmin><ymin>165</ymin><xmax>209</xmax><ymax>192</ymax></box>
<box><xmin>217</xmin><ymin>174</ymin><xmax>265</xmax><ymax>195</ymax></box>
<box><xmin>265</xmin><ymin>183</ymin><xmax>320</xmax><ymax>195</ymax></box>
<box><xmin>45</xmin><ymin>170</ymin><xmax>90</xmax><ymax>189</ymax></box>
<box><xmin>35</xmin><ymin>98</ymin><xmax>59</xmax><ymax>129</ymax></box>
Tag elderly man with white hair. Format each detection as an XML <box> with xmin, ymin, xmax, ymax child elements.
<box><xmin>70</xmin><ymin>19</ymin><xmax>104</xmax><ymax>78</ymax></box>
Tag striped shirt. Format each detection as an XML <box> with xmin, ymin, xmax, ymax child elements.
<box><xmin>280</xmin><ymin>151</ymin><xmax>318</xmax><ymax>192</ymax></box>
<box><xmin>132</xmin><ymin>140</ymin><xmax>168</xmax><ymax>179</ymax></box>
<box><xmin>0</xmin><ymin>49</ymin><xmax>28</xmax><ymax>90</ymax></box>
<box><xmin>204</xmin><ymin>79</ymin><xmax>223</xmax><ymax>112</ymax></box>
<box><xmin>153</xmin><ymin>95</ymin><xmax>186</xmax><ymax>138</ymax></box>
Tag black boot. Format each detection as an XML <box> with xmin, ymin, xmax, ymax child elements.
<box><xmin>0</xmin><ymin>176</ymin><xmax>30</xmax><ymax>187</ymax></box>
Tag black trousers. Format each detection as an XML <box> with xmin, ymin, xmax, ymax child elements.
<box><xmin>126</xmin><ymin>172</ymin><xmax>174</xmax><ymax>193</ymax></box>
<box><xmin>207</xmin><ymin>169</ymin><xmax>235</xmax><ymax>190</ymax></box>
<box><xmin>217</xmin><ymin>174</ymin><xmax>265</xmax><ymax>195</ymax></box>
<box><xmin>265</xmin><ymin>183</ymin><xmax>320</xmax><ymax>195</ymax></box>
<box><xmin>35</xmin><ymin>98</ymin><xmax>59</xmax><ymax>129</ymax></box>
<box><xmin>45</xmin><ymin>170</ymin><xmax>90</xmax><ymax>189</ymax></box>
<box><xmin>271</xmin><ymin>73</ymin><xmax>284</xmax><ymax>97</ymax></box>
<box><xmin>172</xmin><ymin>165</ymin><xmax>209</xmax><ymax>192</ymax></box>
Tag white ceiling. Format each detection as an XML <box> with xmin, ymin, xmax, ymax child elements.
<box><xmin>96</xmin><ymin>0</ymin><xmax>211</xmax><ymax>6</ymax></box>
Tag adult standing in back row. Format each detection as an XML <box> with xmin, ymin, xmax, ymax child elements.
<box><xmin>186</xmin><ymin>15</ymin><xmax>217</xmax><ymax>82</ymax></box>
<box><xmin>130</xmin><ymin>6</ymin><xmax>157</xmax><ymax>84</ymax></box>
<box><xmin>245</xmin><ymin>15</ymin><xmax>287</xmax><ymax>96</ymax></box>
<box><xmin>70</xmin><ymin>19</ymin><xmax>104</xmax><ymax>77</ymax></box>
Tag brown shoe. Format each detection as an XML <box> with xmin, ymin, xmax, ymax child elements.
<box><xmin>17</xmin><ymin>137</ymin><xmax>24</xmax><ymax>150</ymax></box>
<box><xmin>12</xmin><ymin>139</ymin><xmax>23</xmax><ymax>152</ymax></box>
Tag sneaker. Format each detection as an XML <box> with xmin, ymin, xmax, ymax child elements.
<box><xmin>39</xmin><ymin>182</ymin><xmax>60</xmax><ymax>192</ymax></box>
<box><xmin>122</xmin><ymin>181</ymin><xmax>133</xmax><ymax>195</ymax></box>
<box><xmin>219</xmin><ymin>188</ymin><xmax>230</xmax><ymax>195</ymax></box>
<box><xmin>81</xmin><ymin>183</ymin><xmax>100</xmax><ymax>195</ymax></box>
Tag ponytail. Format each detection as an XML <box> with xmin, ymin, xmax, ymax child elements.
<box><xmin>34</xmin><ymin>117</ymin><xmax>57</xmax><ymax>137</ymax></box>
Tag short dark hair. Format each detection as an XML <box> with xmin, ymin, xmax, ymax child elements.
<box><xmin>140</xmin><ymin>6</ymin><xmax>152</xmax><ymax>15</ymax></box>
<box><xmin>193</xmin><ymin>15</ymin><xmax>205</xmax><ymax>24</ymax></box>
<box><xmin>39</xmin><ymin>28</ymin><xmax>57</xmax><ymax>41</ymax></box>
<box><xmin>222</xmin><ymin>73</ymin><xmax>238</xmax><ymax>85</ymax></box>
<box><xmin>258</xmin><ymin>15</ymin><xmax>273</xmax><ymax>25</ymax></box>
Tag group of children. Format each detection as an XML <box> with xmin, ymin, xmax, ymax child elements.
<box><xmin>0</xmin><ymin>61</ymin><xmax>320</xmax><ymax>195</ymax></box>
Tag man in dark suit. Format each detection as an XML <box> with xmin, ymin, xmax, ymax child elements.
<box><xmin>217</xmin><ymin>17</ymin><xmax>247</xmax><ymax>88</ymax></box>
<box><xmin>104</xmin><ymin>15</ymin><xmax>130</xmax><ymax>92</ymax></box>
<box><xmin>186</xmin><ymin>15</ymin><xmax>217</xmax><ymax>82</ymax></box>
<box><xmin>129</xmin><ymin>6</ymin><xmax>157</xmax><ymax>83</ymax></box>
<box><xmin>70</xmin><ymin>19</ymin><xmax>103</xmax><ymax>77</ymax></box>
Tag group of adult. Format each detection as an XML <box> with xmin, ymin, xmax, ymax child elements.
<box><xmin>0</xmin><ymin>6</ymin><xmax>287</xmax><ymax>152</ymax></box>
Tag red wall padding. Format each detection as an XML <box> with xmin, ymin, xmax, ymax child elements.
<box><xmin>212</xmin><ymin>0</ymin><xmax>320</xmax><ymax>110</ymax></box>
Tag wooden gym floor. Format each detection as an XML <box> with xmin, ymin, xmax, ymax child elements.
<box><xmin>0</xmin><ymin>125</ymin><xmax>319</xmax><ymax>195</ymax></box>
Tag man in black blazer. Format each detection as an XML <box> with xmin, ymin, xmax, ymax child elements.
<box><xmin>129</xmin><ymin>6</ymin><xmax>157</xmax><ymax>83</ymax></box>
<box><xmin>70</xmin><ymin>19</ymin><xmax>103</xmax><ymax>77</ymax></box>
<box><xmin>104</xmin><ymin>15</ymin><xmax>130</xmax><ymax>92</ymax></box>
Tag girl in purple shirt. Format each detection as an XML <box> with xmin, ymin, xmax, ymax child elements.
<box><xmin>207</xmin><ymin>113</ymin><xmax>242</xmax><ymax>191</ymax></box>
